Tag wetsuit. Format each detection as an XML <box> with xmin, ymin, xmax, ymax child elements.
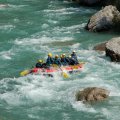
<box><xmin>54</xmin><ymin>58</ymin><xmax>61</xmax><ymax>66</ymax></box>
<box><xmin>65</xmin><ymin>57</ymin><xmax>70</xmax><ymax>64</ymax></box>
<box><xmin>71</xmin><ymin>53</ymin><xmax>79</xmax><ymax>64</ymax></box>
<box><xmin>36</xmin><ymin>63</ymin><xmax>43</xmax><ymax>68</ymax></box>
<box><xmin>61</xmin><ymin>57</ymin><xmax>68</xmax><ymax>66</ymax></box>
<box><xmin>46</xmin><ymin>56</ymin><xmax>54</xmax><ymax>66</ymax></box>
<box><xmin>69</xmin><ymin>57</ymin><xmax>78</xmax><ymax>65</ymax></box>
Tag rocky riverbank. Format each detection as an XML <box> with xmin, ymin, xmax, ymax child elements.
<box><xmin>69</xmin><ymin>0</ymin><xmax>120</xmax><ymax>62</ymax></box>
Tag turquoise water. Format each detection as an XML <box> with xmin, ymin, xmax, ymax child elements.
<box><xmin>0</xmin><ymin>0</ymin><xmax>120</xmax><ymax>120</ymax></box>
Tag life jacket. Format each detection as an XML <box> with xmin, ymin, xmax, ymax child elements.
<box><xmin>54</xmin><ymin>58</ymin><xmax>61</xmax><ymax>66</ymax></box>
<box><xmin>71</xmin><ymin>53</ymin><xmax>78</xmax><ymax>63</ymax></box>
<box><xmin>36</xmin><ymin>63</ymin><xmax>43</xmax><ymax>68</ymax></box>
<box><xmin>46</xmin><ymin>57</ymin><xmax>54</xmax><ymax>65</ymax></box>
<box><xmin>61</xmin><ymin>57</ymin><xmax>68</xmax><ymax>65</ymax></box>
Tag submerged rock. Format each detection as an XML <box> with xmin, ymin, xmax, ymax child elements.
<box><xmin>106</xmin><ymin>37</ymin><xmax>120</xmax><ymax>62</ymax></box>
<box><xmin>94</xmin><ymin>42</ymin><xmax>106</xmax><ymax>51</ymax></box>
<box><xmin>86</xmin><ymin>5</ymin><xmax>120</xmax><ymax>32</ymax></box>
<box><xmin>76</xmin><ymin>87</ymin><xmax>109</xmax><ymax>103</ymax></box>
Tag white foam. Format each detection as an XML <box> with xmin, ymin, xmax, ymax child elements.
<box><xmin>52</xmin><ymin>23</ymin><xmax>85</xmax><ymax>34</ymax></box>
<box><xmin>0</xmin><ymin>92</ymin><xmax>22</xmax><ymax>105</ymax></box>
<box><xmin>41</xmin><ymin>23</ymin><xmax>49</xmax><ymax>29</ymax></box>
<box><xmin>8</xmin><ymin>4</ymin><xmax>28</xmax><ymax>9</ymax></box>
<box><xmin>70</xmin><ymin>43</ymin><xmax>81</xmax><ymax>49</ymax></box>
<box><xmin>14</xmin><ymin>36</ymin><xmax>73</xmax><ymax>46</ymax></box>
<box><xmin>72</xmin><ymin>101</ymin><xmax>96</xmax><ymax>113</ymax></box>
<box><xmin>0</xmin><ymin>50</ymin><xmax>15</xmax><ymax>60</ymax></box>
<box><xmin>0</xmin><ymin>24</ymin><xmax>15</xmax><ymax>31</ymax></box>
<box><xmin>0</xmin><ymin>4</ymin><xmax>8</xmax><ymax>9</ymax></box>
<box><xmin>47</xmin><ymin>19</ymin><xmax>58</xmax><ymax>24</ymax></box>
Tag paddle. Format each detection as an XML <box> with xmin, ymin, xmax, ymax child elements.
<box><xmin>59</xmin><ymin>66</ymin><xmax>69</xmax><ymax>78</ymax></box>
<box><xmin>20</xmin><ymin>69</ymin><xmax>31</xmax><ymax>76</ymax></box>
<box><xmin>52</xmin><ymin>64</ymin><xmax>69</xmax><ymax>78</ymax></box>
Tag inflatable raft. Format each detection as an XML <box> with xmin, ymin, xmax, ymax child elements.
<box><xmin>20</xmin><ymin>63</ymin><xmax>84</xmax><ymax>77</ymax></box>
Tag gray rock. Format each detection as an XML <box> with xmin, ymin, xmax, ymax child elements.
<box><xmin>106</xmin><ymin>37</ymin><xmax>120</xmax><ymax>62</ymax></box>
<box><xmin>86</xmin><ymin>5</ymin><xmax>120</xmax><ymax>32</ymax></box>
<box><xmin>76</xmin><ymin>87</ymin><xmax>109</xmax><ymax>103</ymax></box>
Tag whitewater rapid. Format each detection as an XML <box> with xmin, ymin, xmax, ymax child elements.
<box><xmin>0</xmin><ymin>0</ymin><xmax>120</xmax><ymax>120</ymax></box>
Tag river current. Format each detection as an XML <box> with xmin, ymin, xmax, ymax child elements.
<box><xmin>0</xmin><ymin>0</ymin><xmax>120</xmax><ymax>120</ymax></box>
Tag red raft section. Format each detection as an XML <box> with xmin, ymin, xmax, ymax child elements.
<box><xmin>31</xmin><ymin>63</ymin><xmax>84</xmax><ymax>74</ymax></box>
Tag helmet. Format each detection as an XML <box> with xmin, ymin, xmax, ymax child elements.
<box><xmin>55</xmin><ymin>55</ymin><xmax>59</xmax><ymax>58</ymax></box>
<box><xmin>73</xmin><ymin>50</ymin><xmax>76</xmax><ymax>53</ymax></box>
<box><xmin>62</xmin><ymin>54</ymin><xmax>65</xmax><ymax>56</ymax></box>
<box><xmin>60</xmin><ymin>55</ymin><xmax>63</xmax><ymax>58</ymax></box>
<box><xmin>48</xmin><ymin>53</ymin><xmax>52</xmax><ymax>57</ymax></box>
<box><xmin>69</xmin><ymin>55</ymin><xmax>71</xmax><ymax>58</ymax></box>
<box><xmin>38</xmin><ymin>60</ymin><xmax>43</xmax><ymax>63</ymax></box>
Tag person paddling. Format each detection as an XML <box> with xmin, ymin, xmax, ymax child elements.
<box><xmin>36</xmin><ymin>60</ymin><xmax>44</xmax><ymax>68</ymax></box>
<box><xmin>68</xmin><ymin>55</ymin><xmax>77</xmax><ymax>65</ymax></box>
<box><xmin>46</xmin><ymin>53</ymin><xmax>54</xmax><ymax>66</ymax></box>
<box><xmin>61</xmin><ymin>54</ymin><xmax>68</xmax><ymax>66</ymax></box>
<box><xmin>71</xmin><ymin>50</ymin><xmax>79</xmax><ymax>64</ymax></box>
<box><xmin>54</xmin><ymin>55</ymin><xmax>61</xmax><ymax>66</ymax></box>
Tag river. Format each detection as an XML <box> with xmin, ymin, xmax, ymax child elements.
<box><xmin>0</xmin><ymin>0</ymin><xmax>120</xmax><ymax>120</ymax></box>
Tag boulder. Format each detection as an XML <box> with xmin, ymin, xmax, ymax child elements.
<box><xmin>76</xmin><ymin>87</ymin><xmax>109</xmax><ymax>103</ymax></box>
<box><xmin>86</xmin><ymin>5</ymin><xmax>120</xmax><ymax>32</ymax></box>
<box><xmin>106</xmin><ymin>37</ymin><xmax>120</xmax><ymax>62</ymax></box>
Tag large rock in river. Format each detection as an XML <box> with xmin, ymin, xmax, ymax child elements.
<box><xmin>86</xmin><ymin>5</ymin><xmax>120</xmax><ymax>32</ymax></box>
<box><xmin>106</xmin><ymin>37</ymin><xmax>120</xmax><ymax>62</ymax></box>
<box><xmin>76</xmin><ymin>87</ymin><xmax>109</xmax><ymax>103</ymax></box>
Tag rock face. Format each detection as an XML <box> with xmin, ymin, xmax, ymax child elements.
<box><xmin>106</xmin><ymin>37</ymin><xmax>120</xmax><ymax>62</ymax></box>
<box><xmin>72</xmin><ymin>0</ymin><xmax>101</xmax><ymax>6</ymax></box>
<box><xmin>76</xmin><ymin>87</ymin><xmax>109</xmax><ymax>103</ymax></box>
<box><xmin>86</xmin><ymin>5</ymin><xmax>120</xmax><ymax>32</ymax></box>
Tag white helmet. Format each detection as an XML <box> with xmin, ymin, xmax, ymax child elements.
<box><xmin>73</xmin><ymin>50</ymin><xmax>76</xmax><ymax>53</ymax></box>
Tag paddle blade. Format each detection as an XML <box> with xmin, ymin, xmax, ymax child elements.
<box><xmin>20</xmin><ymin>70</ymin><xmax>30</xmax><ymax>76</ymax></box>
<box><xmin>62</xmin><ymin>72</ymin><xmax>69</xmax><ymax>78</ymax></box>
<box><xmin>52</xmin><ymin>64</ymin><xmax>58</xmax><ymax>68</ymax></box>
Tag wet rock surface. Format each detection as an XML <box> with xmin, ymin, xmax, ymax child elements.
<box><xmin>76</xmin><ymin>87</ymin><xmax>109</xmax><ymax>103</ymax></box>
<box><xmin>86</xmin><ymin>5</ymin><xmax>120</xmax><ymax>32</ymax></box>
<box><xmin>106</xmin><ymin>37</ymin><xmax>120</xmax><ymax>62</ymax></box>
